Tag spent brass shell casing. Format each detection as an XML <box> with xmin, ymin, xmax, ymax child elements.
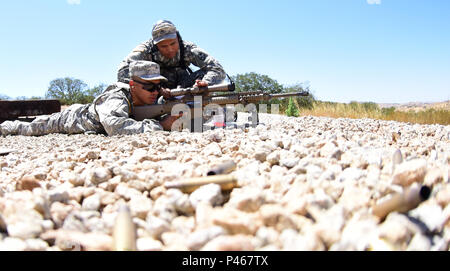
<box><xmin>113</xmin><ymin>205</ymin><xmax>137</xmax><ymax>251</ymax></box>
<box><xmin>372</xmin><ymin>185</ymin><xmax>431</xmax><ymax>220</ymax></box>
<box><xmin>164</xmin><ymin>175</ymin><xmax>238</xmax><ymax>193</ymax></box>
<box><xmin>207</xmin><ymin>160</ymin><xmax>237</xmax><ymax>176</ymax></box>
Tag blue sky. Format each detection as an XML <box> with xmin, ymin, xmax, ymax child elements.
<box><xmin>0</xmin><ymin>0</ymin><xmax>449</xmax><ymax>103</ymax></box>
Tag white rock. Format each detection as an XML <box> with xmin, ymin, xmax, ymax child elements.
<box><xmin>186</xmin><ymin>226</ymin><xmax>227</xmax><ymax>250</ymax></box>
<box><xmin>48</xmin><ymin>189</ymin><xmax>70</xmax><ymax>203</ymax></box>
<box><xmin>424</xmin><ymin>168</ymin><xmax>443</xmax><ymax>186</ymax></box>
<box><xmin>189</xmin><ymin>184</ymin><xmax>223</xmax><ymax>209</ymax></box>
<box><xmin>166</xmin><ymin>189</ymin><xmax>193</xmax><ymax>215</ymax></box>
<box><xmin>406</xmin><ymin>233</ymin><xmax>432</xmax><ymax>251</ymax></box>
<box><xmin>50</xmin><ymin>202</ymin><xmax>74</xmax><ymax>227</ymax></box>
<box><xmin>62</xmin><ymin>212</ymin><xmax>89</xmax><ymax>233</ymax></box>
<box><xmin>171</xmin><ymin>216</ymin><xmax>195</xmax><ymax>235</ymax></box>
<box><xmin>266</xmin><ymin>152</ymin><xmax>280</xmax><ymax>166</ymax></box>
<box><xmin>0</xmin><ymin>237</ymin><xmax>27</xmax><ymax>251</ymax></box>
<box><xmin>364</xmin><ymin>149</ymin><xmax>383</xmax><ymax>168</ymax></box>
<box><xmin>378</xmin><ymin>213</ymin><xmax>422</xmax><ymax>249</ymax></box>
<box><xmin>5</xmin><ymin>209</ymin><xmax>44</xmax><ymax>239</ymax></box>
<box><xmin>137</xmin><ymin>237</ymin><xmax>163</xmax><ymax>251</ymax></box>
<box><xmin>319</xmin><ymin>142</ymin><xmax>342</xmax><ymax>160</ymax></box>
<box><xmin>305</xmin><ymin>165</ymin><xmax>322</xmax><ymax>183</ymax></box>
<box><xmin>280</xmin><ymin>157</ymin><xmax>299</xmax><ymax>168</ymax></box>
<box><xmin>82</xmin><ymin>194</ymin><xmax>101</xmax><ymax>211</ymax></box>
<box><xmin>280</xmin><ymin>229</ymin><xmax>324</xmax><ymax>251</ymax></box>
<box><xmin>307</xmin><ymin>189</ymin><xmax>334</xmax><ymax>210</ymax></box>
<box><xmin>128</xmin><ymin>196</ymin><xmax>153</xmax><ymax>220</ymax></box>
<box><xmin>226</xmin><ymin>188</ymin><xmax>265</xmax><ymax>212</ymax></box>
<box><xmin>145</xmin><ymin>215</ymin><xmax>170</xmax><ymax>239</ymax></box>
<box><xmin>25</xmin><ymin>238</ymin><xmax>50</xmax><ymax>251</ymax></box>
<box><xmin>201</xmin><ymin>234</ymin><xmax>255</xmax><ymax>251</ymax></box>
<box><xmin>392</xmin><ymin>159</ymin><xmax>427</xmax><ymax>187</ymax></box>
<box><xmin>338</xmin><ymin>167</ymin><xmax>365</xmax><ymax>182</ymax></box>
<box><xmin>161</xmin><ymin>232</ymin><xmax>188</xmax><ymax>250</ymax></box>
<box><xmin>115</xmin><ymin>183</ymin><xmax>142</xmax><ymax>200</ymax></box>
<box><xmin>409</xmin><ymin>204</ymin><xmax>444</xmax><ymax>233</ymax></box>
<box><xmin>211</xmin><ymin>207</ymin><xmax>261</xmax><ymax>235</ymax></box>
<box><xmin>88</xmin><ymin>167</ymin><xmax>112</xmax><ymax>185</ymax></box>
<box><xmin>41</xmin><ymin>230</ymin><xmax>112</xmax><ymax>251</ymax></box>
<box><xmin>331</xmin><ymin>217</ymin><xmax>379</xmax><ymax>251</ymax></box>
<box><xmin>254</xmin><ymin>149</ymin><xmax>269</xmax><ymax>162</ymax></box>
<box><xmin>259</xmin><ymin>204</ymin><xmax>298</xmax><ymax>231</ymax></box>
<box><xmin>314</xmin><ymin>205</ymin><xmax>347</xmax><ymax>247</ymax></box>
<box><xmin>255</xmin><ymin>227</ymin><xmax>280</xmax><ymax>248</ymax></box>
<box><xmin>201</xmin><ymin>143</ymin><xmax>222</xmax><ymax>156</ymax></box>
<box><xmin>339</xmin><ymin>186</ymin><xmax>371</xmax><ymax>212</ymax></box>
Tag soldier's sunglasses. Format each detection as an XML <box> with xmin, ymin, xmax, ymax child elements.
<box><xmin>135</xmin><ymin>81</ymin><xmax>161</xmax><ymax>92</ymax></box>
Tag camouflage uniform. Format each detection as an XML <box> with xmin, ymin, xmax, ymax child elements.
<box><xmin>117</xmin><ymin>20</ymin><xmax>226</xmax><ymax>89</ymax></box>
<box><xmin>0</xmin><ymin>62</ymin><xmax>165</xmax><ymax>137</ymax></box>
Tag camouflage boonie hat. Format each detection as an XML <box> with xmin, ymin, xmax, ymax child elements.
<box><xmin>129</xmin><ymin>61</ymin><xmax>167</xmax><ymax>82</ymax></box>
<box><xmin>152</xmin><ymin>20</ymin><xmax>177</xmax><ymax>44</ymax></box>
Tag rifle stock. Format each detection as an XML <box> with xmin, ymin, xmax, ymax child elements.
<box><xmin>134</xmin><ymin>102</ymin><xmax>177</xmax><ymax>121</ymax></box>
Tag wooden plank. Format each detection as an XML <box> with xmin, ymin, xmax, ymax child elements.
<box><xmin>0</xmin><ymin>99</ymin><xmax>61</xmax><ymax>120</ymax></box>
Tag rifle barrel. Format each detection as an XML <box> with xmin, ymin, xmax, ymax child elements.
<box><xmin>269</xmin><ymin>91</ymin><xmax>310</xmax><ymax>98</ymax></box>
<box><xmin>211</xmin><ymin>91</ymin><xmax>263</xmax><ymax>98</ymax></box>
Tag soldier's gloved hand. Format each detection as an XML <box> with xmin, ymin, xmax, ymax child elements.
<box><xmin>195</xmin><ymin>80</ymin><xmax>208</xmax><ymax>88</ymax></box>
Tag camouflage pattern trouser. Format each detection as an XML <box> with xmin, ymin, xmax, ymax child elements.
<box><xmin>0</xmin><ymin>104</ymin><xmax>101</xmax><ymax>136</ymax></box>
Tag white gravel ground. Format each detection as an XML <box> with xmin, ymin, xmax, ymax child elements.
<box><xmin>0</xmin><ymin>113</ymin><xmax>449</xmax><ymax>251</ymax></box>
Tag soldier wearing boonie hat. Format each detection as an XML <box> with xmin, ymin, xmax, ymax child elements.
<box><xmin>117</xmin><ymin>19</ymin><xmax>227</xmax><ymax>89</ymax></box>
<box><xmin>1</xmin><ymin>61</ymin><xmax>180</xmax><ymax>137</ymax></box>
<box><xmin>129</xmin><ymin>60</ymin><xmax>167</xmax><ymax>82</ymax></box>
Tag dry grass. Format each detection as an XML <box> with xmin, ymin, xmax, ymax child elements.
<box><xmin>294</xmin><ymin>101</ymin><xmax>450</xmax><ymax>125</ymax></box>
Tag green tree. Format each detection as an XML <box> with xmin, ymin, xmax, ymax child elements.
<box><xmin>283</xmin><ymin>83</ymin><xmax>315</xmax><ymax>111</ymax></box>
<box><xmin>83</xmin><ymin>83</ymin><xmax>107</xmax><ymax>103</ymax></box>
<box><xmin>15</xmin><ymin>96</ymin><xmax>29</xmax><ymax>100</ymax></box>
<box><xmin>381</xmin><ymin>106</ymin><xmax>396</xmax><ymax>116</ymax></box>
<box><xmin>46</xmin><ymin>77</ymin><xmax>88</xmax><ymax>105</ymax></box>
<box><xmin>231</xmin><ymin>72</ymin><xmax>284</xmax><ymax>111</ymax></box>
<box><xmin>361</xmin><ymin>102</ymin><xmax>379</xmax><ymax>112</ymax></box>
<box><xmin>349</xmin><ymin>101</ymin><xmax>359</xmax><ymax>111</ymax></box>
<box><xmin>285</xmin><ymin>98</ymin><xmax>299</xmax><ymax>117</ymax></box>
<box><xmin>0</xmin><ymin>94</ymin><xmax>10</xmax><ymax>100</ymax></box>
<box><xmin>232</xmin><ymin>72</ymin><xmax>283</xmax><ymax>94</ymax></box>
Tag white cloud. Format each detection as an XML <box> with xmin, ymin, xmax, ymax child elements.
<box><xmin>67</xmin><ymin>0</ymin><xmax>81</xmax><ymax>5</ymax></box>
<box><xmin>367</xmin><ymin>0</ymin><xmax>381</xmax><ymax>4</ymax></box>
